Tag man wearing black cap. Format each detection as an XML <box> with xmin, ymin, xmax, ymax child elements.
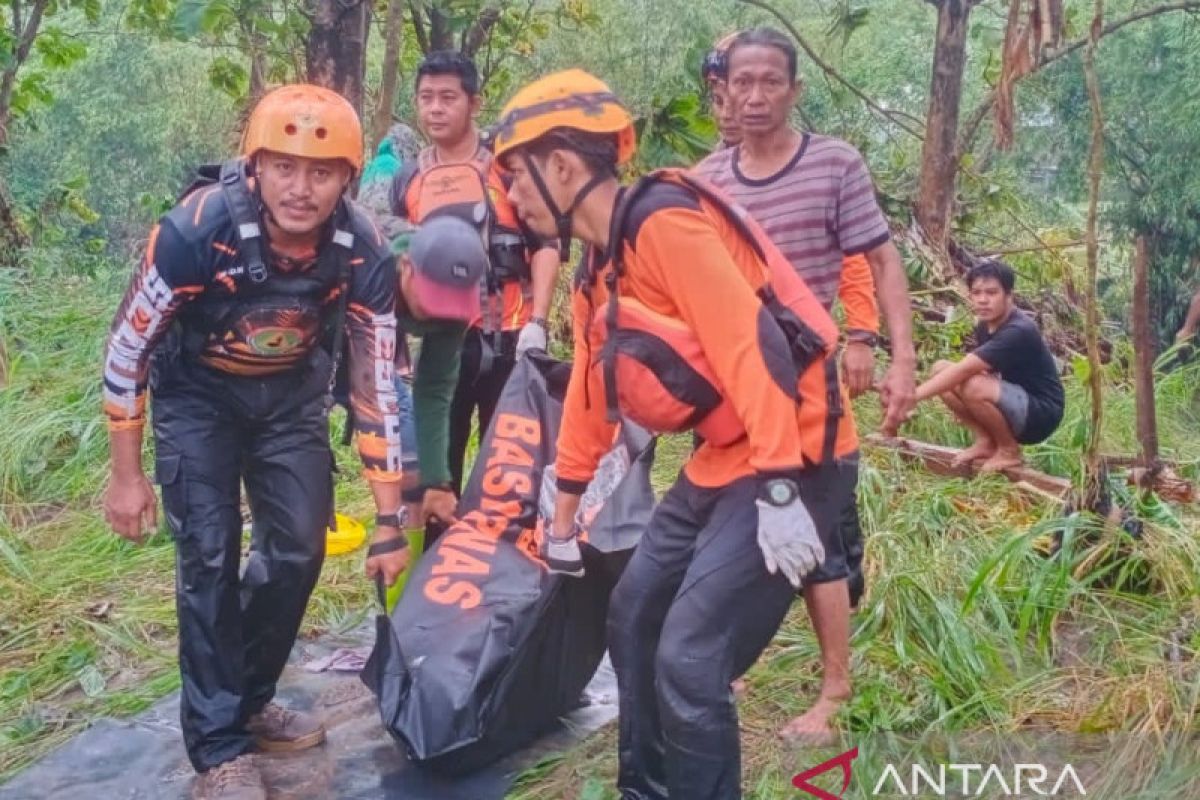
<box><xmin>372</xmin><ymin>216</ymin><xmax>489</xmax><ymax>566</ymax></box>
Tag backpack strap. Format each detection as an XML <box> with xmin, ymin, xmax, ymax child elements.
<box><xmin>605</xmin><ymin>169</ymin><xmax>845</xmax><ymax>462</ymax></box>
<box><xmin>602</xmin><ymin>175</ymin><xmax>665</xmax><ymax>425</ymax></box>
<box><xmin>218</xmin><ymin>159</ymin><xmax>268</xmax><ymax>283</ymax></box>
<box><xmin>391</xmin><ymin>159</ymin><xmax>421</xmax><ymax>220</ymax></box>
<box><xmin>821</xmin><ymin>355</ymin><xmax>843</xmax><ymax>464</ymax></box>
<box><xmin>323</xmin><ymin>200</ymin><xmax>357</xmax><ymax>398</ymax></box>
<box><xmin>672</xmin><ymin>170</ymin><xmax>844</xmax><ymax>463</ymax></box>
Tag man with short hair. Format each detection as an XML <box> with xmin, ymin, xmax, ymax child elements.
<box><xmin>699</xmin><ymin>30</ymin><xmax>881</xmax><ymax>613</ymax></box>
<box><xmin>694</xmin><ymin>26</ymin><xmax>917</xmax><ymax>745</ymax></box>
<box><xmin>914</xmin><ymin>260</ymin><xmax>1065</xmax><ymax>471</ymax></box>
<box><xmin>392</xmin><ymin>50</ymin><xmax>559</xmax><ymax>507</ymax></box>
<box><xmin>101</xmin><ymin>85</ymin><xmax>409</xmax><ymax>799</ymax></box>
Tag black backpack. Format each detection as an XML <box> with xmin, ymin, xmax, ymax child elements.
<box><xmin>175</xmin><ymin>159</ymin><xmax>357</xmax><ymax>399</ymax></box>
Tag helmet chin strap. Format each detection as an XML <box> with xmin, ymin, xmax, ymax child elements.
<box><xmin>522</xmin><ymin>151</ymin><xmax>609</xmax><ymax>263</ymax></box>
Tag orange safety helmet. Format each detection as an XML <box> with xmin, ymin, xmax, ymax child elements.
<box><xmin>492</xmin><ymin>69</ymin><xmax>636</xmax><ymax>165</ymax></box>
<box><xmin>241</xmin><ymin>84</ymin><xmax>364</xmax><ymax>173</ymax></box>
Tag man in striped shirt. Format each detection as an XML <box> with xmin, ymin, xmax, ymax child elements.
<box><xmin>694</xmin><ymin>27</ymin><xmax>916</xmax><ymax>746</ymax></box>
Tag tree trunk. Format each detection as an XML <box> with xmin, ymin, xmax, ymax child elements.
<box><xmin>305</xmin><ymin>0</ymin><xmax>371</xmax><ymax>118</ymax></box>
<box><xmin>0</xmin><ymin>180</ymin><xmax>29</xmax><ymax>265</ymax></box>
<box><xmin>249</xmin><ymin>37</ymin><xmax>268</xmax><ymax>100</ymax></box>
<box><xmin>428</xmin><ymin>6</ymin><xmax>452</xmax><ymax>51</ymax></box>
<box><xmin>916</xmin><ymin>0</ymin><xmax>976</xmax><ymax>258</ymax></box>
<box><xmin>0</xmin><ymin>0</ymin><xmax>49</xmax><ymax>260</ymax></box>
<box><xmin>1081</xmin><ymin>0</ymin><xmax>1106</xmax><ymax>507</ymax></box>
<box><xmin>1132</xmin><ymin>233</ymin><xmax>1160</xmax><ymax>471</ymax></box>
<box><xmin>371</xmin><ymin>0</ymin><xmax>406</xmax><ymax>149</ymax></box>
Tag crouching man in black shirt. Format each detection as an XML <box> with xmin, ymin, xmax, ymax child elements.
<box><xmin>906</xmin><ymin>260</ymin><xmax>1065</xmax><ymax>472</ymax></box>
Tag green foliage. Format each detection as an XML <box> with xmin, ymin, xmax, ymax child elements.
<box><xmin>7</xmin><ymin>23</ymin><xmax>234</xmax><ymax>253</ymax></box>
<box><xmin>3</xmin><ymin>0</ymin><xmax>1200</xmax><ymax>790</ymax></box>
<box><xmin>0</xmin><ymin>0</ymin><xmax>99</xmax><ymax>131</ymax></box>
<box><xmin>1005</xmin><ymin>2</ymin><xmax>1200</xmax><ymax>343</ymax></box>
<box><xmin>127</xmin><ymin>0</ymin><xmax>308</xmax><ymax>98</ymax></box>
<box><xmin>634</xmin><ymin>91</ymin><xmax>717</xmax><ymax>170</ymax></box>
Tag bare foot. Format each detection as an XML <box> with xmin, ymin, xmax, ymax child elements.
<box><xmin>951</xmin><ymin>441</ymin><xmax>995</xmax><ymax>468</ymax></box>
<box><xmin>779</xmin><ymin>694</ymin><xmax>846</xmax><ymax>747</ymax></box>
<box><xmin>978</xmin><ymin>450</ymin><xmax>1023</xmax><ymax>473</ymax></box>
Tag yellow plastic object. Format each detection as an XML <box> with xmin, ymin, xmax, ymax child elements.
<box><xmin>326</xmin><ymin>513</ymin><xmax>367</xmax><ymax>555</ymax></box>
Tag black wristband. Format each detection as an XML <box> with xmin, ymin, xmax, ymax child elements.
<box><xmin>367</xmin><ymin>536</ymin><xmax>408</xmax><ymax>557</ymax></box>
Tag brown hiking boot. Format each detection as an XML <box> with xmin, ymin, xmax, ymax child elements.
<box><xmin>192</xmin><ymin>754</ymin><xmax>266</xmax><ymax>800</ymax></box>
<box><xmin>246</xmin><ymin>702</ymin><xmax>326</xmax><ymax>752</ymax></box>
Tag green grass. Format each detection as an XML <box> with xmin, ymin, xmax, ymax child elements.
<box><xmin>510</xmin><ymin>361</ymin><xmax>1200</xmax><ymax>799</ymax></box>
<box><xmin>0</xmin><ymin>258</ymin><xmax>377</xmax><ymax>780</ymax></box>
<box><xmin>2</xmin><ymin>256</ymin><xmax>1199</xmax><ymax>794</ymax></box>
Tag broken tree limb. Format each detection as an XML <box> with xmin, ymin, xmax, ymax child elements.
<box><xmin>959</xmin><ymin>0</ymin><xmax>1200</xmax><ymax>153</ymax></box>
<box><xmin>864</xmin><ymin>434</ymin><xmax>1072</xmax><ymax>498</ymax></box>
<box><xmin>1128</xmin><ymin>467</ymin><xmax>1197</xmax><ymax>504</ymax></box>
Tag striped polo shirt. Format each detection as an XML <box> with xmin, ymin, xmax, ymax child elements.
<box><xmin>693</xmin><ymin>133</ymin><xmax>890</xmax><ymax>309</ymax></box>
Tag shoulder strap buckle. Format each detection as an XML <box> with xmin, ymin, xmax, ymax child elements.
<box><xmin>218</xmin><ymin>159</ymin><xmax>268</xmax><ymax>283</ymax></box>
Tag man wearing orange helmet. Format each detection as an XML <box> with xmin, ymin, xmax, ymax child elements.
<box><xmin>101</xmin><ymin>85</ymin><xmax>411</xmax><ymax>799</ymax></box>
<box><xmin>493</xmin><ymin>70</ymin><xmax>858</xmax><ymax>799</ymax></box>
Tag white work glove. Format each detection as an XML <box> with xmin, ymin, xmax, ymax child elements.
<box><xmin>541</xmin><ymin>521</ymin><xmax>585</xmax><ymax>577</ymax></box>
<box><xmin>756</xmin><ymin>486</ymin><xmax>824</xmax><ymax>588</ymax></box>
<box><xmin>515</xmin><ymin>318</ymin><xmax>548</xmax><ymax>359</ymax></box>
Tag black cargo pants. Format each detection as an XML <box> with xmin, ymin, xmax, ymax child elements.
<box><xmin>608</xmin><ymin>461</ymin><xmax>856</xmax><ymax>800</ymax></box>
<box><xmin>151</xmin><ymin>354</ymin><xmax>333</xmax><ymax>772</ymax></box>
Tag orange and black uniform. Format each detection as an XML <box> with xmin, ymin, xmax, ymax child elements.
<box><xmin>558</xmin><ymin>182</ymin><xmax>857</xmax><ymax>800</ymax></box>
<box><xmin>393</xmin><ymin>144</ymin><xmax>552</xmax><ymax>492</ymax></box>
<box><xmin>103</xmin><ymin>184</ymin><xmax>401</xmax><ymax>772</ymax></box>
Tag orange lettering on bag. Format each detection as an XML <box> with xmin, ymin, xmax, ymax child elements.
<box><xmin>482</xmin><ymin>465</ymin><xmax>532</xmax><ymax>496</ymax></box>
<box><xmin>494</xmin><ymin>413</ymin><xmax>540</xmax><ymax>446</ymax></box>
<box><xmin>432</xmin><ymin>546</ymin><xmax>490</xmax><ymax>576</ymax></box>
<box><xmin>441</xmin><ymin>525</ymin><xmax>499</xmax><ymax>556</ymax></box>
<box><xmin>423</xmin><ymin>576</ymin><xmax>483</xmax><ymax>610</ymax></box>
<box><xmin>486</xmin><ymin>437</ymin><xmax>535</xmax><ymax>469</ymax></box>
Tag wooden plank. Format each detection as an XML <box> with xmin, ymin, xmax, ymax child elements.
<box><xmin>864</xmin><ymin>434</ymin><xmax>1072</xmax><ymax>498</ymax></box>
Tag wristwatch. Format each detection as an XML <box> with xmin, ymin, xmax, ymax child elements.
<box><xmin>846</xmin><ymin>330</ymin><xmax>879</xmax><ymax>347</ymax></box>
<box><xmin>759</xmin><ymin>477</ymin><xmax>800</xmax><ymax>507</ymax></box>
<box><xmin>530</xmin><ymin>316</ymin><xmax>548</xmax><ymax>330</ymax></box>
<box><xmin>375</xmin><ymin>508</ymin><xmax>409</xmax><ymax>529</ymax></box>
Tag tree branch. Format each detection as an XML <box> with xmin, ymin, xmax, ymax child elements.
<box><xmin>407</xmin><ymin>0</ymin><xmax>429</xmax><ymax>54</ymax></box>
<box><xmin>478</xmin><ymin>0</ymin><xmax>537</xmax><ymax>91</ymax></box>
<box><xmin>13</xmin><ymin>0</ymin><xmax>48</xmax><ymax>64</ymax></box>
<box><xmin>736</xmin><ymin>0</ymin><xmax>925</xmax><ymax>138</ymax></box>
<box><xmin>979</xmin><ymin>238</ymin><xmax>1096</xmax><ymax>257</ymax></box>
<box><xmin>960</xmin><ymin>0</ymin><xmax>1200</xmax><ymax>152</ymax></box>
<box><xmin>0</xmin><ymin>0</ymin><xmax>51</xmax><ymax>137</ymax></box>
<box><xmin>462</xmin><ymin>5</ymin><xmax>501</xmax><ymax>58</ymax></box>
